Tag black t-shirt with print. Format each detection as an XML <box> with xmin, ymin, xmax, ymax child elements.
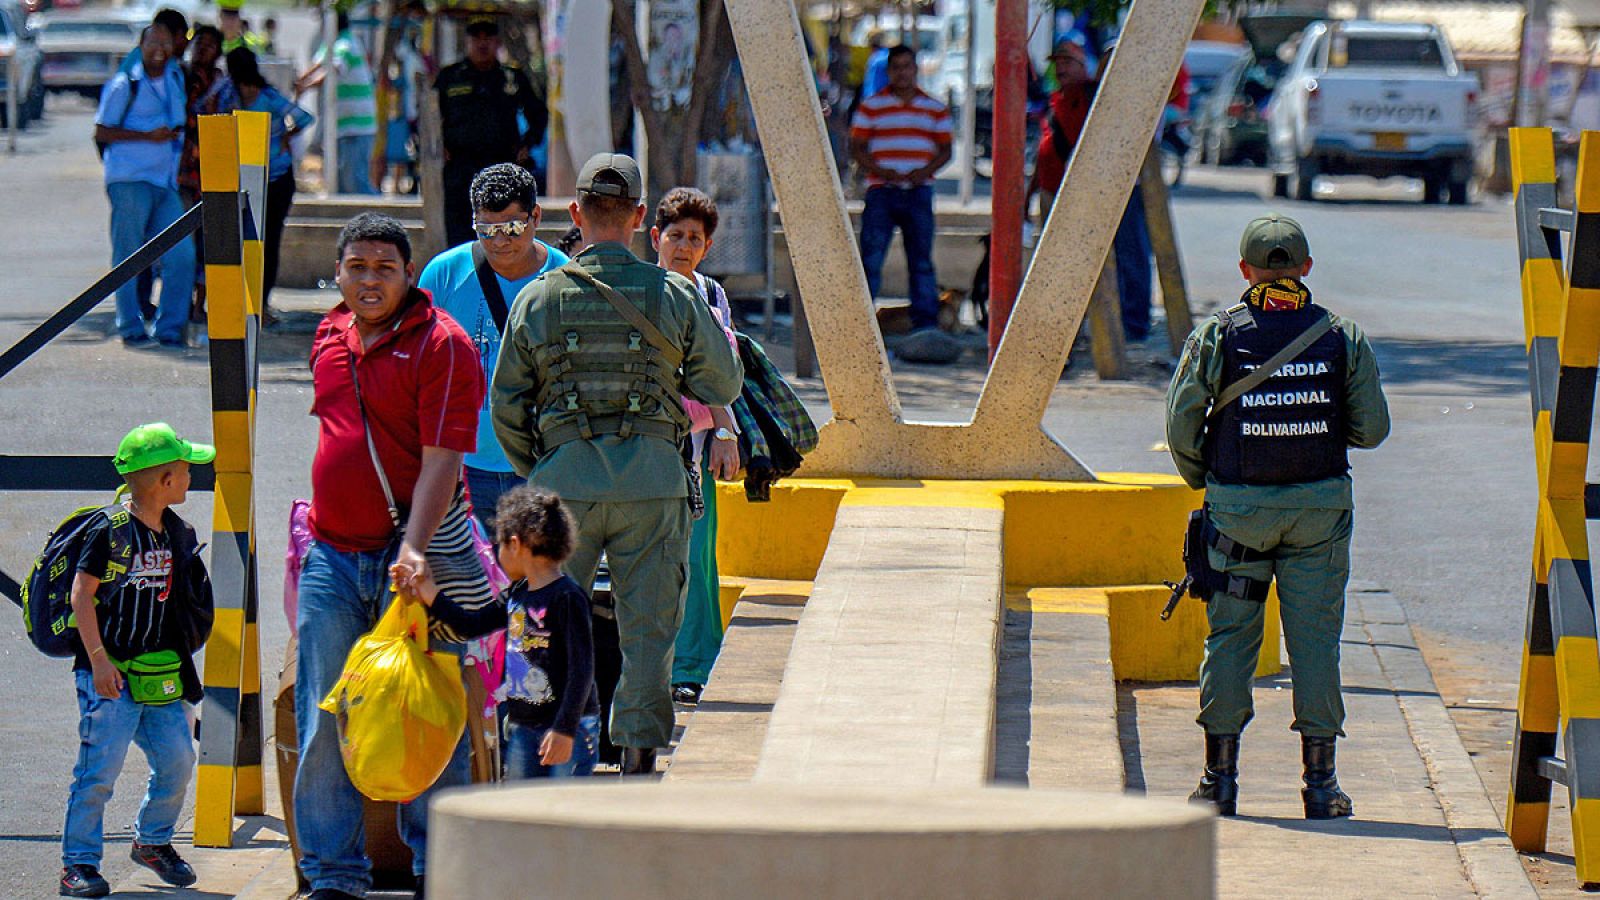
<box><xmin>500</xmin><ymin>575</ymin><xmax>601</xmax><ymax>733</ymax></box>
<box><xmin>73</xmin><ymin>510</ymin><xmax>172</xmax><ymax>670</ymax></box>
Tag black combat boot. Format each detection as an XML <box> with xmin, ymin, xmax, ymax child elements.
<box><xmin>1301</xmin><ymin>734</ymin><xmax>1354</xmax><ymax>819</ymax></box>
<box><xmin>1189</xmin><ymin>732</ymin><xmax>1240</xmax><ymax>816</ymax></box>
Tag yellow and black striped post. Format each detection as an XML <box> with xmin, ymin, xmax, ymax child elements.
<box><xmin>1507</xmin><ymin>125</ymin><xmax>1563</xmax><ymax>856</ymax></box>
<box><xmin>193</xmin><ymin>110</ymin><xmax>267</xmax><ymax>848</ymax></box>
<box><xmin>1507</xmin><ymin>127</ymin><xmax>1600</xmax><ymax>886</ymax></box>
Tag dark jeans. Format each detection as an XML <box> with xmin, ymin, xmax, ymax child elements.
<box><xmin>860</xmin><ymin>184</ymin><xmax>940</xmax><ymax>330</ymax></box>
<box><xmin>263</xmin><ymin>172</ymin><xmax>296</xmax><ymax>311</ymax></box>
<box><xmin>503</xmin><ymin>715</ymin><xmax>600</xmax><ymax>779</ymax></box>
<box><xmin>293</xmin><ymin>540</ymin><xmax>471</xmax><ymax>895</ymax></box>
<box><xmin>464</xmin><ymin>466</ymin><xmax>523</xmax><ymax>539</ymax></box>
<box><xmin>1114</xmin><ymin>189</ymin><xmax>1153</xmax><ymax>341</ymax></box>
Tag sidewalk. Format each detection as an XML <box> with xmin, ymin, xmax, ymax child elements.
<box><xmin>1002</xmin><ymin>583</ymin><xmax>1535</xmax><ymax>898</ymax></box>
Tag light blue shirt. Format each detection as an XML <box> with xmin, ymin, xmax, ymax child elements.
<box><xmin>241</xmin><ymin>86</ymin><xmax>315</xmax><ymax>180</ymax></box>
<box><xmin>419</xmin><ymin>238</ymin><xmax>571</xmax><ymax>473</ymax></box>
<box><xmin>95</xmin><ymin>60</ymin><xmax>186</xmax><ymax>189</ymax></box>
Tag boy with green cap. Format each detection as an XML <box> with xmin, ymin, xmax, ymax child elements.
<box><xmin>58</xmin><ymin>423</ymin><xmax>215</xmax><ymax>898</ymax></box>
<box><xmin>1165</xmin><ymin>214</ymin><xmax>1389</xmax><ymax>821</ymax></box>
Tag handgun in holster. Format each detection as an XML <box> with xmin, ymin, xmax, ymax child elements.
<box><xmin>1161</xmin><ymin>507</ymin><xmax>1273</xmax><ymax>621</ymax></box>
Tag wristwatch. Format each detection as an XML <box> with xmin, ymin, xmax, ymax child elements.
<box><xmin>713</xmin><ymin>427</ymin><xmax>737</xmax><ymax>442</ymax></box>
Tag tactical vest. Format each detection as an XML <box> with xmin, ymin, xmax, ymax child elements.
<box><xmin>529</xmin><ymin>265</ymin><xmax>690</xmax><ymax>452</ymax></box>
<box><xmin>1203</xmin><ymin>302</ymin><xmax>1348</xmax><ymax>485</ymax></box>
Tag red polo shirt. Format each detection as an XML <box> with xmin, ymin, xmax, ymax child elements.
<box><xmin>308</xmin><ymin>289</ymin><xmax>484</xmax><ymax>552</ymax></box>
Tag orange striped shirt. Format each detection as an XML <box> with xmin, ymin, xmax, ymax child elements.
<box><xmin>850</xmin><ymin>89</ymin><xmax>952</xmax><ymax>187</ymax></box>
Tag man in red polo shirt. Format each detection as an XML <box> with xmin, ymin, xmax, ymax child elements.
<box><xmin>294</xmin><ymin>212</ymin><xmax>486</xmax><ymax>900</ymax></box>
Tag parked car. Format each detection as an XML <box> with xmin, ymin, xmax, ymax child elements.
<box><xmin>1193</xmin><ymin>14</ymin><xmax>1320</xmax><ymax>167</ymax></box>
<box><xmin>35</xmin><ymin>6</ymin><xmax>142</xmax><ymax>99</ymax></box>
<box><xmin>1184</xmin><ymin>40</ymin><xmax>1248</xmax><ymax>114</ymax></box>
<box><xmin>0</xmin><ymin>0</ymin><xmax>44</xmax><ymax>128</ymax></box>
<box><xmin>1267</xmin><ymin>19</ymin><xmax>1479</xmax><ymax>203</ymax></box>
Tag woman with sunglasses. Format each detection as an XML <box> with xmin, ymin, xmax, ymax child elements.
<box><xmin>417</xmin><ymin>163</ymin><xmax>570</xmax><ymax>533</ymax></box>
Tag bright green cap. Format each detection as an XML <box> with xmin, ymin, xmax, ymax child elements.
<box><xmin>114</xmin><ymin>423</ymin><xmax>216</xmax><ymax>475</ymax></box>
<box><xmin>1240</xmin><ymin>213</ymin><xmax>1310</xmax><ymax>269</ymax></box>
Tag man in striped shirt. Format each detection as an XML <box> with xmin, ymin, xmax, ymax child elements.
<box><xmin>850</xmin><ymin>45</ymin><xmax>952</xmax><ymax>333</ymax></box>
<box><xmin>295</xmin><ymin>13</ymin><xmax>379</xmax><ymax>195</ymax></box>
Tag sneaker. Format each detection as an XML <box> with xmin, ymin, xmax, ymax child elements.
<box><xmin>129</xmin><ymin>841</ymin><xmax>197</xmax><ymax>888</ymax></box>
<box><xmin>672</xmin><ymin>682</ymin><xmax>703</xmax><ymax>705</ymax></box>
<box><xmin>307</xmin><ymin>889</ymin><xmax>362</xmax><ymax>899</ymax></box>
<box><xmin>156</xmin><ymin>337</ymin><xmax>188</xmax><ymax>350</ymax></box>
<box><xmin>415</xmin><ymin>873</ymin><xmax>426</xmax><ymax>899</ymax></box>
<box><xmin>59</xmin><ymin>865</ymin><xmax>109</xmax><ymax>898</ymax></box>
<box><xmin>121</xmin><ymin>334</ymin><xmax>155</xmax><ymax>349</ymax></box>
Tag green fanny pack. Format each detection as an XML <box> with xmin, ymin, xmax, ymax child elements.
<box><xmin>114</xmin><ymin>650</ymin><xmax>184</xmax><ymax>705</ymax></box>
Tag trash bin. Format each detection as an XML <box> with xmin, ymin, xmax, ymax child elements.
<box><xmin>696</xmin><ymin>146</ymin><xmax>769</xmax><ymax>279</ymax></box>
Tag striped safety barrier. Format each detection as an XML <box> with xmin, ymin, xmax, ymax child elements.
<box><xmin>1507</xmin><ymin>126</ymin><xmax>1600</xmax><ymax>887</ymax></box>
<box><xmin>193</xmin><ymin>110</ymin><xmax>267</xmax><ymax>848</ymax></box>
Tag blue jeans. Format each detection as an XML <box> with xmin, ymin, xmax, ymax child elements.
<box><xmin>337</xmin><ymin>134</ymin><xmax>378</xmax><ymax>195</ymax></box>
<box><xmin>860</xmin><ymin>184</ymin><xmax>939</xmax><ymax>330</ymax></box>
<box><xmin>464</xmin><ymin>466</ymin><xmax>523</xmax><ymax>539</ymax></box>
<box><xmin>1114</xmin><ymin>189</ymin><xmax>1153</xmax><ymax>341</ymax></box>
<box><xmin>107</xmin><ymin>180</ymin><xmax>196</xmax><ymax>342</ymax></box>
<box><xmin>63</xmin><ymin>670</ymin><xmax>195</xmax><ymax>866</ymax></box>
<box><xmin>504</xmin><ymin>715</ymin><xmax>600</xmax><ymax>780</ymax></box>
<box><xmin>294</xmin><ymin>539</ymin><xmax>471</xmax><ymax>895</ymax></box>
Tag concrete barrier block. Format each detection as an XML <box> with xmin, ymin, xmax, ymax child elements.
<box><xmin>429</xmin><ymin>784</ymin><xmax>1215</xmax><ymax>899</ymax></box>
<box><xmin>714</xmin><ymin>480</ymin><xmax>848</xmax><ymax>581</ymax></box>
<box><xmin>1013</xmin><ymin>586</ymin><xmax>1281</xmax><ymax>682</ymax></box>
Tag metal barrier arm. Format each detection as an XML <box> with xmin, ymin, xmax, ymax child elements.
<box><xmin>0</xmin><ymin>203</ymin><xmax>201</xmax><ymax>382</ymax></box>
<box><xmin>0</xmin><ymin>455</ymin><xmax>216</xmax><ymax>493</ymax></box>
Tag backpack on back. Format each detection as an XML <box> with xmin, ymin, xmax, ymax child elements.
<box><xmin>16</xmin><ymin>499</ymin><xmax>131</xmax><ymax>658</ymax></box>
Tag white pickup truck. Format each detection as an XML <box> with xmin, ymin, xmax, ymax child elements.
<box><xmin>1267</xmin><ymin>20</ymin><xmax>1479</xmax><ymax>204</ymax></box>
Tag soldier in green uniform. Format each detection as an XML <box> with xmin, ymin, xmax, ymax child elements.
<box><xmin>435</xmin><ymin>17</ymin><xmax>548</xmax><ymax>248</ymax></box>
<box><xmin>1165</xmin><ymin>214</ymin><xmax>1390</xmax><ymax>819</ymax></box>
<box><xmin>491</xmin><ymin>154</ymin><xmax>743</xmax><ymax>775</ymax></box>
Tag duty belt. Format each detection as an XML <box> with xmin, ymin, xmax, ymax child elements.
<box><xmin>1202</xmin><ymin>519</ymin><xmax>1272</xmax><ymax>565</ymax></box>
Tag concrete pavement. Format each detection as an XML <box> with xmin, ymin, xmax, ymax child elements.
<box><xmin>674</xmin><ymin>568</ymin><xmax>1535</xmax><ymax>897</ymax></box>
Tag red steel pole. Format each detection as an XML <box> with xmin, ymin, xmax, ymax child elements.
<box><xmin>987</xmin><ymin>0</ymin><xmax>1027</xmax><ymax>359</ymax></box>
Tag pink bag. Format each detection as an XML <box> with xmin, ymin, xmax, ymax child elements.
<box><xmin>284</xmin><ymin>497</ymin><xmax>508</xmax><ymax>713</ymax></box>
<box><xmin>463</xmin><ymin>514</ymin><xmax>508</xmax><ymax>711</ymax></box>
<box><xmin>283</xmin><ymin>499</ymin><xmax>314</xmax><ymax>635</ymax></box>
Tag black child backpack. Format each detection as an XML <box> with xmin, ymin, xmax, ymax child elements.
<box><xmin>15</xmin><ymin>496</ymin><xmax>133</xmax><ymax>658</ymax></box>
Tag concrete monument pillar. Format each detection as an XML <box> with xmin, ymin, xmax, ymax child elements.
<box><xmin>726</xmin><ymin>0</ymin><xmax>1207</xmax><ymax>481</ymax></box>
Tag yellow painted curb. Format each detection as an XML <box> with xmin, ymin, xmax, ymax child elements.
<box><xmin>1006</xmin><ymin>585</ymin><xmax>1281</xmax><ymax>681</ymax></box>
<box><xmin>715</xmin><ymin>476</ymin><xmax>1287</xmax><ymax>683</ymax></box>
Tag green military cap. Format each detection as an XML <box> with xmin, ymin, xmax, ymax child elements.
<box><xmin>1240</xmin><ymin>213</ymin><xmax>1310</xmax><ymax>268</ymax></box>
<box><xmin>114</xmin><ymin>423</ymin><xmax>216</xmax><ymax>475</ymax></box>
<box><xmin>577</xmin><ymin>153</ymin><xmax>644</xmax><ymax>202</ymax></box>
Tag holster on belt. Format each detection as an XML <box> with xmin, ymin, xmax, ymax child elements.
<box><xmin>1162</xmin><ymin>507</ymin><xmax>1272</xmax><ymax>620</ymax></box>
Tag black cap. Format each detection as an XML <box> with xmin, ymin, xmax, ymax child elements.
<box><xmin>465</xmin><ymin>16</ymin><xmax>499</xmax><ymax>37</ymax></box>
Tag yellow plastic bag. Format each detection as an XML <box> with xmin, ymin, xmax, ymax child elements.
<box><xmin>319</xmin><ymin>594</ymin><xmax>466</xmax><ymax>802</ymax></box>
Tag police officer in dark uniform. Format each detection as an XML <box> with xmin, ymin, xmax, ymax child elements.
<box><xmin>435</xmin><ymin>16</ymin><xmax>548</xmax><ymax>247</ymax></box>
<box><xmin>1165</xmin><ymin>214</ymin><xmax>1390</xmax><ymax>820</ymax></box>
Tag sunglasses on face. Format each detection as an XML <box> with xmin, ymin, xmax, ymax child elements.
<box><xmin>473</xmin><ymin>217</ymin><xmax>531</xmax><ymax>240</ymax></box>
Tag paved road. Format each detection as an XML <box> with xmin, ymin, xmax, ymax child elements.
<box><xmin>0</xmin><ymin>93</ymin><xmax>1547</xmax><ymax>894</ymax></box>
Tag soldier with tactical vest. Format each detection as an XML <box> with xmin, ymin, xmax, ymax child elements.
<box><xmin>1165</xmin><ymin>214</ymin><xmax>1390</xmax><ymax>820</ymax></box>
<box><xmin>491</xmin><ymin>153</ymin><xmax>743</xmax><ymax>776</ymax></box>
